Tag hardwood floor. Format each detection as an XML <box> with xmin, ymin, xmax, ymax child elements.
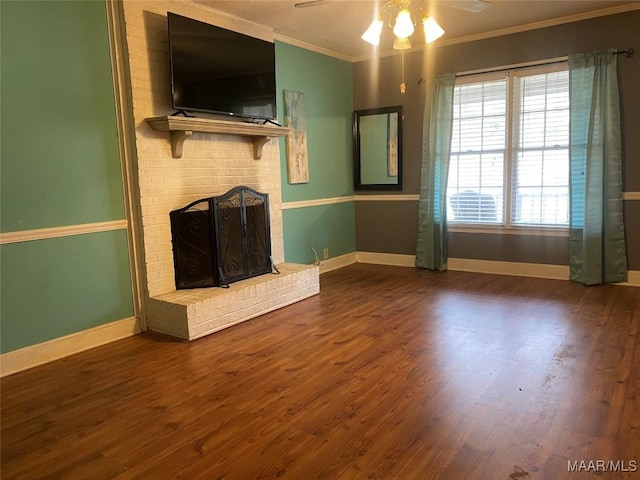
<box><xmin>2</xmin><ymin>264</ymin><xmax>639</xmax><ymax>479</ymax></box>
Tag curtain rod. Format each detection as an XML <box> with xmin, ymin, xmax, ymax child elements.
<box><xmin>417</xmin><ymin>48</ymin><xmax>635</xmax><ymax>85</ymax></box>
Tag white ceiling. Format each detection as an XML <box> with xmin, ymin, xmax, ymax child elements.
<box><xmin>193</xmin><ymin>0</ymin><xmax>639</xmax><ymax>60</ymax></box>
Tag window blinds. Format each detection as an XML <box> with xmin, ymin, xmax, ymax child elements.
<box><xmin>448</xmin><ymin>78</ymin><xmax>506</xmax><ymax>224</ymax></box>
<box><xmin>512</xmin><ymin>70</ymin><xmax>570</xmax><ymax>226</ymax></box>
<box><xmin>446</xmin><ymin>64</ymin><xmax>569</xmax><ymax>228</ymax></box>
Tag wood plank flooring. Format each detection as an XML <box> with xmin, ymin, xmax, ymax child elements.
<box><xmin>2</xmin><ymin>264</ymin><xmax>639</xmax><ymax>479</ymax></box>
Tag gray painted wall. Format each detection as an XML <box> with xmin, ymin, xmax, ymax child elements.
<box><xmin>353</xmin><ymin>11</ymin><xmax>640</xmax><ymax>269</ymax></box>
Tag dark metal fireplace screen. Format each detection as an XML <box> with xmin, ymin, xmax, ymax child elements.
<box><xmin>169</xmin><ymin>186</ymin><xmax>277</xmax><ymax>289</ymax></box>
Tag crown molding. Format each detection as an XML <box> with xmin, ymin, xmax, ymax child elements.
<box><xmin>181</xmin><ymin>0</ymin><xmax>274</xmax><ymax>42</ymax></box>
<box><xmin>273</xmin><ymin>33</ymin><xmax>354</xmax><ymax>62</ymax></box>
<box><xmin>187</xmin><ymin>0</ymin><xmax>638</xmax><ymax>63</ymax></box>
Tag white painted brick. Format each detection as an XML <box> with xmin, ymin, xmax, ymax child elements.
<box><xmin>124</xmin><ymin>1</ymin><xmax>288</xmax><ymax>298</ymax></box>
<box><xmin>147</xmin><ymin>265</ymin><xmax>320</xmax><ymax>340</ymax></box>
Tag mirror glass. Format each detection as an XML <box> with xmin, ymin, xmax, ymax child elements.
<box><xmin>354</xmin><ymin>106</ymin><xmax>402</xmax><ymax>191</ymax></box>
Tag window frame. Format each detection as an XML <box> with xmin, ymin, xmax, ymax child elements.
<box><xmin>447</xmin><ymin>62</ymin><xmax>570</xmax><ymax>237</ymax></box>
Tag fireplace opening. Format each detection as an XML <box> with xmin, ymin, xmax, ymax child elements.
<box><xmin>169</xmin><ymin>186</ymin><xmax>278</xmax><ymax>289</ymax></box>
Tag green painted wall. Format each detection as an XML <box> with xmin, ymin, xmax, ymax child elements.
<box><xmin>1</xmin><ymin>1</ymin><xmax>124</xmax><ymax>232</ymax></box>
<box><xmin>275</xmin><ymin>42</ymin><xmax>356</xmax><ymax>263</ymax></box>
<box><xmin>283</xmin><ymin>202</ymin><xmax>356</xmax><ymax>264</ymax></box>
<box><xmin>0</xmin><ymin>1</ymin><xmax>133</xmax><ymax>354</ymax></box>
<box><xmin>275</xmin><ymin>42</ymin><xmax>354</xmax><ymax>202</ymax></box>
<box><xmin>1</xmin><ymin>232</ymin><xmax>134</xmax><ymax>352</ymax></box>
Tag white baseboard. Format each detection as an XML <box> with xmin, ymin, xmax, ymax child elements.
<box><xmin>352</xmin><ymin>251</ymin><xmax>639</xmax><ymax>286</ymax></box>
<box><xmin>319</xmin><ymin>252</ymin><xmax>357</xmax><ymax>274</ymax></box>
<box><xmin>447</xmin><ymin>257</ymin><xmax>570</xmax><ymax>280</ymax></box>
<box><xmin>1</xmin><ymin>316</ymin><xmax>140</xmax><ymax>377</ymax></box>
<box><xmin>620</xmin><ymin>270</ymin><xmax>640</xmax><ymax>287</ymax></box>
<box><xmin>356</xmin><ymin>251</ymin><xmax>416</xmax><ymax>267</ymax></box>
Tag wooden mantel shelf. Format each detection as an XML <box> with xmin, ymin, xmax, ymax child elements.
<box><xmin>146</xmin><ymin>116</ymin><xmax>291</xmax><ymax>159</ymax></box>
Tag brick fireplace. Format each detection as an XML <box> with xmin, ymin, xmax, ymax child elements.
<box><xmin>122</xmin><ymin>1</ymin><xmax>320</xmax><ymax>340</ymax></box>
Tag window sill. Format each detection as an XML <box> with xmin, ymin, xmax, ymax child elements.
<box><xmin>448</xmin><ymin>224</ymin><xmax>569</xmax><ymax>237</ymax></box>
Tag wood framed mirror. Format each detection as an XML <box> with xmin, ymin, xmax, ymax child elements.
<box><xmin>353</xmin><ymin>105</ymin><xmax>403</xmax><ymax>191</ymax></box>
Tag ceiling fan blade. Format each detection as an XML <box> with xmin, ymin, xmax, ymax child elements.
<box><xmin>294</xmin><ymin>0</ymin><xmax>329</xmax><ymax>8</ymax></box>
<box><xmin>433</xmin><ymin>0</ymin><xmax>492</xmax><ymax>13</ymax></box>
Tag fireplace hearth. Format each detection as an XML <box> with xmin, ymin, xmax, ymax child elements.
<box><xmin>170</xmin><ymin>186</ymin><xmax>277</xmax><ymax>289</ymax></box>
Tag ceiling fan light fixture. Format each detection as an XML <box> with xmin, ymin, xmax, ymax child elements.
<box><xmin>392</xmin><ymin>36</ymin><xmax>412</xmax><ymax>50</ymax></box>
<box><xmin>423</xmin><ymin>16</ymin><xmax>444</xmax><ymax>43</ymax></box>
<box><xmin>393</xmin><ymin>9</ymin><xmax>415</xmax><ymax>38</ymax></box>
<box><xmin>361</xmin><ymin>18</ymin><xmax>384</xmax><ymax>46</ymax></box>
<box><xmin>358</xmin><ymin>0</ymin><xmax>492</xmax><ymax>93</ymax></box>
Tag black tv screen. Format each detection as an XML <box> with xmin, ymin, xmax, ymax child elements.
<box><xmin>167</xmin><ymin>13</ymin><xmax>277</xmax><ymax>120</ymax></box>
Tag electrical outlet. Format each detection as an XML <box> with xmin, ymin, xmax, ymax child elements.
<box><xmin>323</xmin><ymin>248</ymin><xmax>329</xmax><ymax>260</ymax></box>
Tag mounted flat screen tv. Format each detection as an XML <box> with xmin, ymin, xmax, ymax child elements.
<box><xmin>167</xmin><ymin>13</ymin><xmax>277</xmax><ymax>120</ymax></box>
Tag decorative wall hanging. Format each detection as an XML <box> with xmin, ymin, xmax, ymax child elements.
<box><xmin>284</xmin><ymin>90</ymin><xmax>310</xmax><ymax>184</ymax></box>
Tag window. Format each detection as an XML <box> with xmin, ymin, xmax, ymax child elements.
<box><xmin>446</xmin><ymin>64</ymin><xmax>570</xmax><ymax>228</ymax></box>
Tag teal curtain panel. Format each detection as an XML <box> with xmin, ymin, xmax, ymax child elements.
<box><xmin>416</xmin><ymin>73</ymin><xmax>456</xmax><ymax>271</ymax></box>
<box><xmin>568</xmin><ymin>49</ymin><xmax>627</xmax><ymax>285</ymax></box>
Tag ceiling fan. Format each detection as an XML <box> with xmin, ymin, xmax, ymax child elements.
<box><xmin>294</xmin><ymin>0</ymin><xmax>492</xmax><ymax>13</ymax></box>
<box><xmin>293</xmin><ymin>0</ymin><xmax>492</xmax><ymax>95</ymax></box>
